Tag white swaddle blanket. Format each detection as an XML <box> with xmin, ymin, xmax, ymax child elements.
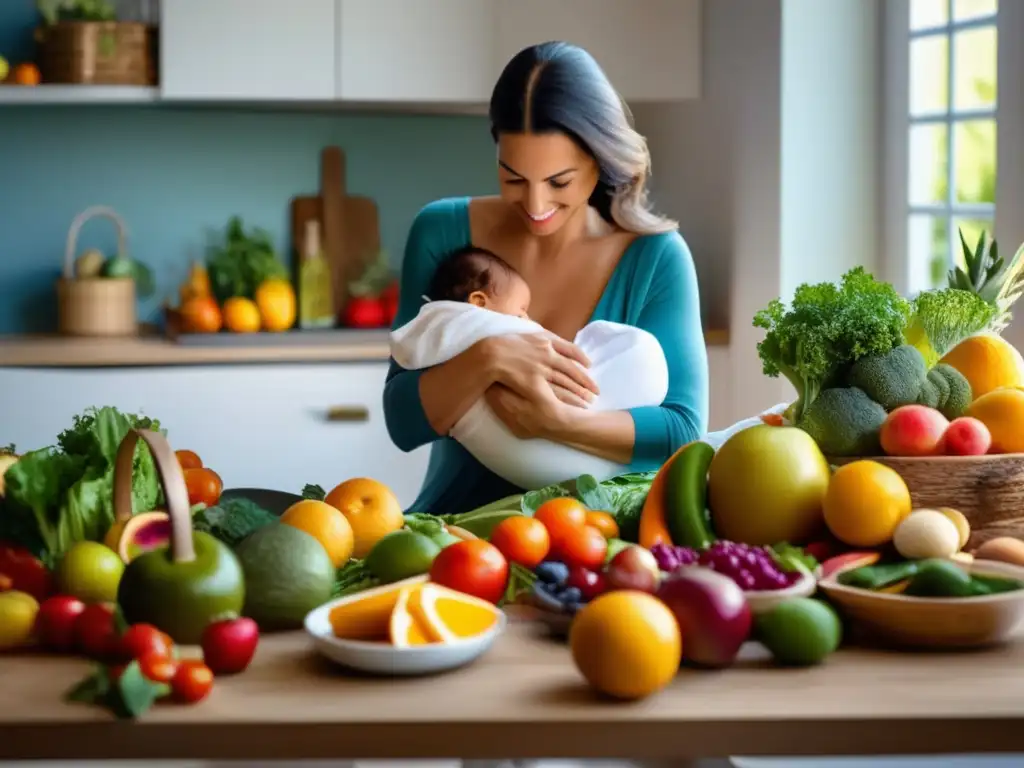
<box><xmin>390</xmin><ymin>301</ymin><xmax>670</xmax><ymax>489</ymax></box>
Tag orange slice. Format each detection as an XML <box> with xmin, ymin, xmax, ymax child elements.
<box><xmin>328</xmin><ymin>574</ymin><xmax>429</xmax><ymax>640</ymax></box>
<box><xmin>411</xmin><ymin>582</ymin><xmax>502</xmax><ymax>643</ymax></box>
<box><xmin>389</xmin><ymin>585</ymin><xmax>436</xmax><ymax>648</ymax></box>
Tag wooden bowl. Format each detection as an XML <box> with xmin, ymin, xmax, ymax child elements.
<box><xmin>819</xmin><ymin>558</ymin><xmax>1024</xmax><ymax>650</ymax></box>
<box><xmin>829</xmin><ymin>454</ymin><xmax>1024</xmax><ymax>548</ymax></box>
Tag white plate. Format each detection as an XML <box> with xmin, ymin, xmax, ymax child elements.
<box><xmin>743</xmin><ymin>564</ymin><xmax>819</xmax><ymax>614</ymax></box>
<box><xmin>303</xmin><ymin>597</ymin><xmax>508</xmax><ymax>676</ymax></box>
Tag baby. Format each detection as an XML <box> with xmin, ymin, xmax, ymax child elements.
<box><xmin>425</xmin><ymin>245</ymin><xmax>532</xmax><ymax>319</ymax></box>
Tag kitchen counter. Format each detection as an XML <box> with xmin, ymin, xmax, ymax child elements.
<box><xmin>0</xmin><ymin>614</ymin><xmax>1021</xmax><ymax>762</ymax></box>
<box><xmin>0</xmin><ymin>328</ymin><xmax>731</xmax><ymax>368</ymax></box>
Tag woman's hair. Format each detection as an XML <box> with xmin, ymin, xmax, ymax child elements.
<box><xmin>427</xmin><ymin>245</ymin><xmax>519</xmax><ymax>303</ymax></box>
<box><xmin>489</xmin><ymin>41</ymin><xmax>677</xmax><ymax>235</ymax></box>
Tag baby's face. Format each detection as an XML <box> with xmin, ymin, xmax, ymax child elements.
<box><xmin>476</xmin><ymin>275</ymin><xmax>532</xmax><ymax>319</ymax></box>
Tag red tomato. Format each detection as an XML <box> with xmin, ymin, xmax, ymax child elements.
<box><xmin>534</xmin><ymin>498</ymin><xmax>587</xmax><ymax>553</ymax></box>
<box><xmin>201</xmin><ymin>616</ymin><xmax>259</xmax><ymax>675</ymax></box>
<box><xmin>0</xmin><ymin>543</ymin><xmax>54</xmax><ymax>601</ymax></box>
<box><xmin>118</xmin><ymin>623</ymin><xmax>173</xmax><ymax>662</ymax></box>
<box><xmin>74</xmin><ymin>603</ymin><xmax>118</xmax><ymax>660</ymax></box>
<box><xmin>489</xmin><ymin>517</ymin><xmax>550</xmax><ymax>570</ymax></box>
<box><xmin>343</xmin><ymin>296</ymin><xmax>387</xmax><ymax>328</ymax></box>
<box><xmin>138</xmin><ymin>650</ymin><xmax>179</xmax><ymax>684</ymax></box>
<box><xmin>34</xmin><ymin>595</ymin><xmax>86</xmax><ymax>653</ymax></box>
<box><xmin>429</xmin><ymin>540</ymin><xmax>509</xmax><ymax>604</ymax></box>
<box><xmin>171</xmin><ymin>659</ymin><xmax>214</xmax><ymax>703</ymax></box>
<box><xmin>176</xmin><ymin>449</ymin><xmax>203</xmax><ymax>470</ymax></box>
<box><xmin>184</xmin><ymin>467</ymin><xmax>223</xmax><ymax>507</ymax></box>
<box><xmin>558</xmin><ymin>525</ymin><xmax>608</xmax><ymax>570</ymax></box>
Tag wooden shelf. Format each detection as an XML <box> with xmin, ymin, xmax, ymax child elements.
<box><xmin>0</xmin><ymin>85</ymin><xmax>160</xmax><ymax>105</ymax></box>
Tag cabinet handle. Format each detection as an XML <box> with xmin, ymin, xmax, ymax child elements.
<box><xmin>326</xmin><ymin>405</ymin><xmax>369</xmax><ymax>423</ymax></box>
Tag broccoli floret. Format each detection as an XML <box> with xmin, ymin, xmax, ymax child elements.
<box><xmin>925</xmin><ymin>366</ymin><xmax>951</xmax><ymax>409</ymax></box>
<box><xmin>192</xmin><ymin>497</ymin><xmax>277</xmax><ymax>548</ymax></box>
<box><xmin>930</xmin><ymin>363</ymin><xmax>973</xmax><ymax>418</ymax></box>
<box><xmin>797</xmin><ymin>387</ymin><xmax>887</xmax><ymax>456</ymax></box>
<box><xmin>846</xmin><ymin>344</ymin><xmax>928</xmax><ymax>411</ymax></box>
<box><xmin>916</xmin><ymin>377</ymin><xmax>941</xmax><ymax>409</ymax></box>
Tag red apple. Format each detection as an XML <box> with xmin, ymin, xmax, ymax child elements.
<box><xmin>943</xmin><ymin>417</ymin><xmax>991</xmax><ymax>456</ymax></box>
<box><xmin>605</xmin><ymin>546</ymin><xmax>660</xmax><ymax>593</ymax></box>
<box><xmin>655</xmin><ymin>566</ymin><xmax>751</xmax><ymax>668</ymax></box>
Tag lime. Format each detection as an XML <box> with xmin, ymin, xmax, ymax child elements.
<box><xmin>56</xmin><ymin>541</ymin><xmax>125</xmax><ymax>604</ymax></box>
<box><xmin>755</xmin><ymin>597</ymin><xmax>842</xmax><ymax>666</ymax></box>
<box><xmin>364</xmin><ymin>529</ymin><xmax>442</xmax><ymax>584</ymax></box>
<box><xmin>0</xmin><ymin>590</ymin><xmax>39</xmax><ymax>650</ymax></box>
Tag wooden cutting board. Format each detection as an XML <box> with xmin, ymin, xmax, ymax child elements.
<box><xmin>288</xmin><ymin>147</ymin><xmax>381</xmax><ymax>322</ymax></box>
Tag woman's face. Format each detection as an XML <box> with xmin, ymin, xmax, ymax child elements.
<box><xmin>496</xmin><ymin>132</ymin><xmax>600</xmax><ymax>236</ymax></box>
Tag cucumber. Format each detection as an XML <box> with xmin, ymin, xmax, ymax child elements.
<box><xmin>664</xmin><ymin>441</ymin><xmax>716</xmax><ymax>549</ymax></box>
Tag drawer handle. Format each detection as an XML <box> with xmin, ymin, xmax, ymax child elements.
<box><xmin>326</xmin><ymin>405</ymin><xmax>369</xmax><ymax>423</ymax></box>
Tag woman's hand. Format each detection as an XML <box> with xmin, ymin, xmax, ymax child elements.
<box><xmin>480</xmin><ymin>333</ymin><xmax>599</xmax><ymax>408</ymax></box>
<box><xmin>485</xmin><ymin>380</ymin><xmax>571</xmax><ymax>440</ymax></box>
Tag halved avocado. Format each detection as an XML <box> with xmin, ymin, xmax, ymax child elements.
<box><xmin>116</xmin><ymin>511</ymin><xmax>172</xmax><ymax>564</ymax></box>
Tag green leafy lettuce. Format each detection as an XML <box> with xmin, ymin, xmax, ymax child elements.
<box><xmin>0</xmin><ymin>407</ymin><xmax>163</xmax><ymax>564</ymax></box>
<box><xmin>904</xmin><ymin>287</ymin><xmax>997</xmax><ymax>367</ymax></box>
<box><xmin>753</xmin><ymin>267</ymin><xmax>912</xmax><ymax>422</ymax></box>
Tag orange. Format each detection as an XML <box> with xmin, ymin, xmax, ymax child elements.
<box><xmin>12</xmin><ymin>63</ymin><xmax>40</xmax><ymax>86</ymax></box>
<box><xmin>489</xmin><ymin>516</ymin><xmax>550</xmax><ymax>569</ymax></box>
<box><xmin>941</xmin><ymin>333</ymin><xmax>1024</xmax><ymax>400</ymax></box>
<box><xmin>175</xmin><ymin>449</ymin><xmax>202</xmax><ymax>470</ymax></box>
<box><xmin>411</xmin><ymin>582</ymin><xmax>502</xmax><ymax>642</ymax></box>
<box><xmin>281</xmin><ymin>499</ymin><xmax>355</xmax><ymax>568</ymax></box>
<box><xmin>584</xmin><ymin>510</ymin><xmax>619</xmax><ymax>539</ymax></box>
<box><xmin>325</xmin><ymin>478</ymin><xmax>404</xmax><ymax>558</ymax></box>
<box><xmin>222</xmin><ymin>296</ymin><xmax>261</xmax><ymax>333</ymax></box>
<box><xmin>965</xmin><ymin>387</ymin><xmax>1024</xmax><ymax>453</ymax></box>
<box><xmin>329</xmin><ymin>575</ymin><xmax>428</xmax><ymax>640</ymax></box>
<box><xmin>389</xmin><ymin>585</ymin><xmax>434</xmax><ymax>647</ymax></box>
<box><xmin>534</xmin><ymin>498</ymin><xmax>587</xmax><ymax>552</ymax></box>
<box><xmin>255</xmin><ymin>278</ymin><xmax>297</xmax><ymax>332</ymax></box>
<box><xmin>823</xmin><ymin>460</ymin><xmax>912</xmax><ymax>547</ymax></box>
<box><xmin>569</xmin><ymin>590</ymin><xmax>681</xmax><ymax>701</ymax></box>
<box><xmin>180</xmin><ymin>295</ymin><xmax>222</xmax><ymax>333</ymax></box>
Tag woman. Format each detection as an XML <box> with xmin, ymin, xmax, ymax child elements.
<box><xmin>385</xmin><ymin>41</ymin><xmax>709</xmax><ymax>514</ymax></box>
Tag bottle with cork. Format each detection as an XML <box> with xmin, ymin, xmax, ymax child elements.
<box><xmin>298</xmin><ymin>219</ymin><xmax>335</xmax><ymax>329</ymax></box>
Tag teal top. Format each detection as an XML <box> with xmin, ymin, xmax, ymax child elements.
<box><xmin>384</xmin><ymin>197</ymin><xmax>710</xmax><ymax>515</ymax></box>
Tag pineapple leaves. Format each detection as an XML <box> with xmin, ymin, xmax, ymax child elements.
<box><xmin>949</xmin><ymin>227</ymin><xmax>1024</xmax><ymax>335</ymax></box>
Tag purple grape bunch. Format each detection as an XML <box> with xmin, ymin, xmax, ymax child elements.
<box><xmin>650</xmin><ymin>542</ymin><xmax>699</xmax><ymax>573</ymax></box>
<box><xmin>698</xmin><ymin>540</ymin><xmax>801</xmax><ymax>592</ymax></box>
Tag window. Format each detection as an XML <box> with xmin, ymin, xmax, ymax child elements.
<box><xmin>906</xmin><ymin>0</ymin><xmax>997</xmax><ymax>293</ymax></box>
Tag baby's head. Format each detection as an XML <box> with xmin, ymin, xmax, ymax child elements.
<box><xmin>427</xmin><ymin>246</ymin><xmax>531</xmax><ymax>318</ymax></box>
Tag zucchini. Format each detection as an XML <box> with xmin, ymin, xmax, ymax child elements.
<box><xmin>664</xmin><ymin>441</ymin><xmax>716</xmax><ymax>549</ymax></box>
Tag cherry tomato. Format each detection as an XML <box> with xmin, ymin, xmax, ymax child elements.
<box><xmin>184</xmin><ymin>467</ymin><xmax>223</xmax><ymax>507</ymax></box>
<box><xmin>584</xmin><ymin>510</ymin><xmax>620</xmax><ymax>540</ymax></box>
<box><xmin>534</xmin><ymin>498</ymin><xmax>587</xmax><ymax>552</ymax></box>
<box><xmin>138</xmin><ymin>650</ymin><xmax>179</xmax><ymax>684</ymax></box>
<box><xmin>558</xmin><ymin>525</ymin><xmax>608</xmax><ymax>570</ymax></box>
<box><xmin>489</xmin><ymin>516</ymin><xmax>550</xmax><ymax>570</ymax></box>
<box><xmin>119</xmin><ymin>623</ymin><xmax>173</xmax><ymax>661</ymax></box>
<box><xmin>74</xmin><ymin>603</ymin><xmax>118</xmax><ymax>660</ymax></box>
<box><xmin>201</xmin><ymin>616</ymin><xmax>259</xmax><ymax>676</ymax></box>
<box><xmin>34</xmin><ymin>595</ymin><xmax>86</xmax><ymax>653</ymax></box>
<box><xmin>171</xmin><ymin>659</ymin><xmax>214</xmax><ymax>703</ymax></box>
<box><xmin>175</xmin><ymin>449</ymin><xmax>203</xmax><ymax>470</ymax></box>
<box><xmin>429</xmin><ymin>540</ymin><xmax>509</xmax><ymax>604</ymax></box>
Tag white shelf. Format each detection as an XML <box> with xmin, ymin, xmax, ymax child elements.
<box><xmin>0</xmin><ymin>85</ymin><xmax>160</xmax><ymax>105</ymax></box>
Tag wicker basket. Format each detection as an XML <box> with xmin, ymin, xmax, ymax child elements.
<box><xmin>830</xmin><ymin>454</ymin><xmax>1024</xmax><ymax>549</ymax></box>
<box><xmin>56</xmin><ymin>206</ymin><xmax>137</xmax><ymax>337</ymax></box>
<box><xmin>36</xmin><ymin>21</ymin><xmax>156</xmax><ymax>85</ymax></box>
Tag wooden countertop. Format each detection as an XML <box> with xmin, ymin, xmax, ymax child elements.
<box><xmin>0</xmin><ymin>328</ymin><xmax>731</xmax><ymax>368</ymax></box>
<box><xmin>0</xmin><ymin>616</ymin><xmax>1021</xmax><ymax>762</ymax></box>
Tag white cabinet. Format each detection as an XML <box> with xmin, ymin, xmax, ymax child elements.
<box><xmin>337</xmin><ymin>0</ymin><xmax>497</xmax><ymax>102</ymax></box>
<box><xmin>495</xmin><ymin>0</ymin><xmax>702</xmax><ymax>102</ymax></box>
<box><xmin>0</xmin><ymin>364</ymin><xmax>430</xmax><ymax>510</ymax></box>
<box><xmin>160</xmin><ymin>0</ymin><xmax>338</xmax><ymax>101</ymax></box>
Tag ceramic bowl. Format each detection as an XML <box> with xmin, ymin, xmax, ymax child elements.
<box><xmin>303</xmin><ymin>598</ymin><xmax>507</xmax><ymax>676</ymax></box>
<box><xmin>743</xmin><ymin>564</ymin><xmax>819</xmax><ymax>614</ymax></box>
<box><xmin>818</xmin><ymin>557</ymin><xmax>1024</xmax><ymax>650</ymax></box>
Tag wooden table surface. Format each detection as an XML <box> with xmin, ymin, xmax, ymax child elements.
<box><xmin>1</xmin><ymin>617</ymin><xmax>1021</xmax><ymax>762</ymax></box>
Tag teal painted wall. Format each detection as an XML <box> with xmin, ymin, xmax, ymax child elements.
<box><xmin>0</xmin><ymin>4</ymin><xmax>495</xmax><ymax>334</ymax></box>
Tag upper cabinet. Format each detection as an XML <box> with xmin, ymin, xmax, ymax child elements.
<box><xmin>160</xmin><ymin>0</ymin><xmax>338</xmax><ymax>101</ymax></box>
<box><xmin>337</xmin><ymin>0</ymin><xmax>496</xmax><ymax>103</ymax></box>
<box><xmin>495</xmin><ymin>0</ymin><xmax>702</xmax><ymax>103</ymax></box>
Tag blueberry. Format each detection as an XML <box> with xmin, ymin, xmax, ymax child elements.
<box><xmin>561</xmin><ymin>586</ymin><xmax>583</xmax><ymax>605</ymax></box>
<box><xmin>535</xmin><ymin>560</ymin><xmax>570</xmax><ymax>585</ymax></box>
<box><xmin>531</xmin><ymin>583</ymin><xmax>564</xmax><ymax>612</ymax></box>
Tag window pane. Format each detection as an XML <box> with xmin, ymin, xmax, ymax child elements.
<box><xmin>954</xmin><ymin>119</ymin><xmax>997</xmax><ymax>203</ymax></box>
<box><xmin>954</xmin><ymin>0</ymin><xmax>997</xmax><ymax>21</ymax></box>
<box><xmin>954</xmin><ymin>26</ymin><xmax>997</xmax><ymax>110</ymax></box>
<box><xmin>908</xmin><ymin>214</ymin><xmax>950</xmax><ymax>292</ymax></box>
<box><xmin>910</xmin><ymin>35</ymin><xmax>949</xmax><ymax>114</ymax></box>
<box><xmin>912</xmin><ymin>0</ymin><xmax>949</xmax><ymax>29</ymax></box>
<box><xmin>909</xmin><ymin>124</ymin><xmax>949</xmax><ymax>205</ymax></box>
<box><xmin>952</xmin><ymin>218</ymin><xmax>994</xmax><ymax>270</ymax></box>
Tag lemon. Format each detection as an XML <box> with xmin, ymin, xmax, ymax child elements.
<box><xmin>281</xmin><ymin>499</ymin><xmax>355</xmax><ymax>568</ymax></box>
<box><xmin>823</xmin><ymin>460</ymin><xmax>912</xmax><ymax>547</ymax></box>
<box><xmin>0</xmin><ymin>590</ymin><xmax>39</xmax><ymax>651</ymax></box>
<box><xmin>55</xmin><ymin>541</ymin><xmax>125</xmax><ymax>603</ymax></box>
